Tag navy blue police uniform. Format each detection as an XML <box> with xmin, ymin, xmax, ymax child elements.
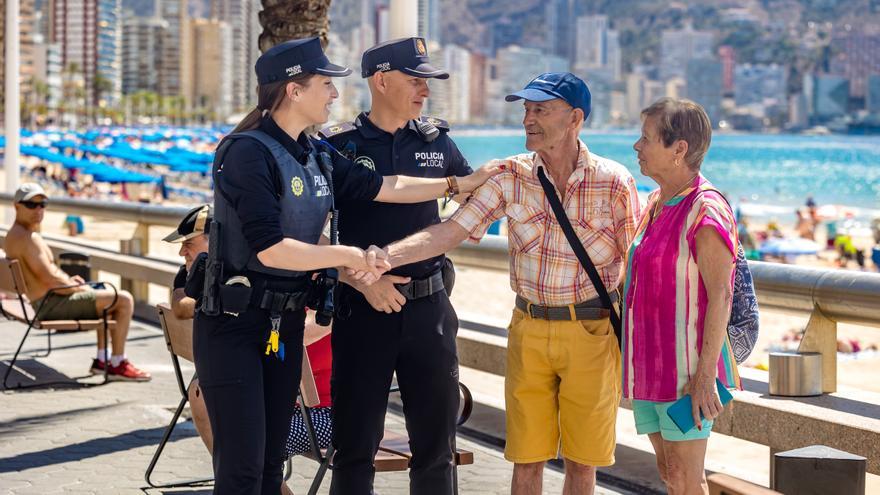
<box><xmin>319</xmin><ymin>37</ymin><xmax>471</xmax><ymax>495</ymax></box>
<box><xmin>193</xmin><ymin>37</ymin><xmax>383</xmax><ymax>495</ymax></box>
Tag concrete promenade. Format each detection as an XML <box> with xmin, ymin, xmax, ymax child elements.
<box><xmin>0</xmin><ymin>317</ymin><xmax>631</xmax><ymax>494</ymax></box>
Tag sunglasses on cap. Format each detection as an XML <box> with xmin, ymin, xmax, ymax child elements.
<box><xmin>20</xmin><ymin>200</ymin><xmax>48</xmax><ymax>210</ymax></box>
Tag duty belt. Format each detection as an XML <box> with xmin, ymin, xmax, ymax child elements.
<box><xmin>515</xmin><ymin>292</ymin><xmax>618</xmax><ymax>321</ymax></box>
<box><xmin>395</xmin><ymin>270</ymin><xmax>445</xmax><ymax>300</ymax></box>
<box><xmin>258</xmin><ymin>288</ymin><xmax>311</xmax><ymax>313</ymax></box>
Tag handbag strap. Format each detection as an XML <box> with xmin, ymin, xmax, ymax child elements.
<box><xmin>694</xmin><ymin>185</ymin><xmax>741</xmax><ymax>252</ymax></box>
<box><xmin>536</xmin><ymin>167</ymin><xmax>622</xmax><ymax>341</ymax></box>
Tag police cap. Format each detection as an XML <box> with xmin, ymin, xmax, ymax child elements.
<box><xmin>256</xmin><ymin>37</ymin><xmax>352</xmax><ymax>85</ymax></box>
<box><xmin>361</xmin><ymin>37</ymin><xmax>449</xmax><ymax>79</ymax></box>
<box><xmin>163</xmin><ymin>204</ymin><xmax>212</xmax><ymax>243</ymax></box>
<box><xmin>505</xmin><ymin>72</ymin><xmax>592</xmax><ymax>121</ymax></box>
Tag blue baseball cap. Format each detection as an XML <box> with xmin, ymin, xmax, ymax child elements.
<box><xmin>255</xmin><ymin>37</ymin><xmax>351</xmax><ymax>85</ymax></box>
<box><xmin>361</xmin><ymin>37</ymin><xmax>449</xmax><ymax>79</ymax></box>
<box><xmin>505</xmin><ymin>72</ymin><xmax>591</xmax><ymax>121</ymax></box>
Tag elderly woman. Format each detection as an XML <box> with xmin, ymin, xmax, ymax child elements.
<box><xmin>624</xmin><ymin>97</ymin><xmax>741</xmax><ymax>494</ymax></box>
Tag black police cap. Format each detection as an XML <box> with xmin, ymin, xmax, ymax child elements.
<box><xmin>255</xmin><ymin>37</ymin><xmax>351</xmax><ymax>85</ymax></box>
<box><xmin>361</xmin><ymin>37</ymin><xmax>449</xmax><ymax>79</ymax></box>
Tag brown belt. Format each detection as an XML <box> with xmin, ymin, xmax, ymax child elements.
<box><xmin>515</xmin><ymin>293</ymin><xmax>616</xmax><ymax>321</ymax></box>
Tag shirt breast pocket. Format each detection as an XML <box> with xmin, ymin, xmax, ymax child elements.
<box><xmin>574</xmin><ymin>217</ymin><xmax>616</xmax><ymax>266</ymax></box>
<box><xmin>505</xmin><ymin>204</ymin><xmax>546</xmax><ymax>253</ymax></box>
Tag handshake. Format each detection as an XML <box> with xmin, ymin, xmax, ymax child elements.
<box><xmin>343</xmin><ymin>245</ymin><xmax>391</xmax><ymax>285</ymax></box>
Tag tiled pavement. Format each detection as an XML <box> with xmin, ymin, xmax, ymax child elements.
<box><xmin>0</xmin><ymin>319</ymin><xmax>631</xmax><ymax>494</ymax></box>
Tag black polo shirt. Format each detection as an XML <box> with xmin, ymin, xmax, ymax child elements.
<box><xmin>220</xmin><ymin>116</ymin><xmax>384</xmax><ymax>255</ymax></box>
<box><xmin>322</xmin><ymin>112</ymin><xmax>472</xmax><ymax>279</ymax></box>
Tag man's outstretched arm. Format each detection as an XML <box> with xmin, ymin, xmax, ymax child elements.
<box><xmin>385</xmin><ymin>220</ymin><xmax>471</xmax><ymax>269</ymax></box>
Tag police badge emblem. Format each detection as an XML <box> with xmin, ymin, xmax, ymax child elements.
<box><xmin>415</xmin><ymin>38</ymin><xmax>427</xmax><ymax>56</ymax></box>
<box><xmin>290</xmin><ymin>176</ymin><xmax>304</xmax><ymax>196</ymax></box>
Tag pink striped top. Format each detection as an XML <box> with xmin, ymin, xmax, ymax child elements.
<box><xmin>622</xmin><ymin>175</ymin><xmax>741</xmax><ymax>401</ymax></box>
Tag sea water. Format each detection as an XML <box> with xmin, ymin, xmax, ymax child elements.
<box><xmin>452</xmin><ymin>130</ymin><xmax>880</xmax><ymax>223</ymax></box>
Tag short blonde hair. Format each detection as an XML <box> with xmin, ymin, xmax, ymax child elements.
<box><xmin>641</xmin><ymin>97</ymin><xmax>712</xmax><ymax>170</ymax></box>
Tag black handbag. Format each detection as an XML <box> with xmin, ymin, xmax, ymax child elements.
<box><xmin>536</xmin><ymin>167</ymin><xmax>622</xmax><ymax>345</ymax></box>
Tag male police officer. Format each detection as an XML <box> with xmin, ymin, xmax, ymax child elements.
<box><xmin>320</xmin><ymin>37</ymin><xmax>471</xmax><ymax>494</ymax></box>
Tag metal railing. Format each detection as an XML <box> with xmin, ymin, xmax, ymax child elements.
<box><xmin>3</xmin><ymin>195</ymin><xmax>879</xmax><ymax>393</ymax></box>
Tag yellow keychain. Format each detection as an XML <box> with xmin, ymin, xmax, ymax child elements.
<box><xmin>265</xmin><ymin>315</ymin><xmax>281</xmax><ymax>357</ymax></box>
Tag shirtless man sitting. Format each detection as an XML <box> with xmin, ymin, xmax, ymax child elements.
<box><xmin>4</xmin><ymin>183</ymin><xmax>151</xmax><ymax>381</ymax></box>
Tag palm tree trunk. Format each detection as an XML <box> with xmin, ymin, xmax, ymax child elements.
<box><xmin>258</xmin><ymin>0</ymin><xmax>332</xmax><ymax>52</ymax></box>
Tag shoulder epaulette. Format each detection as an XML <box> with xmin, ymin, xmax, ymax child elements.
<box><xmin>419</xmin><ymin>116</ymin><xmax>449</xmax><ymax>130</ymax></box>
<box><xmin>318</xmin><ymin>121</ymin><xmax>356</xmax><ymax>139</ymax></box>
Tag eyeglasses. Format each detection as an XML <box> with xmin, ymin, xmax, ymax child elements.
<box><xmin>19</xmin><ymin>200</ymin><xmax>48</xmax><ymax>210</ymax></box>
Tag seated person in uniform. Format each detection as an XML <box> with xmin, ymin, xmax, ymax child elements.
<box><xmin>164</xmin><ymin>205</ymin><xmax>333</xmax><ymax>495</ymax></box>
<box><xmin>4</xmin><ymin>183</ymin><xmax>151</xmax><ymax>381</ymax></box>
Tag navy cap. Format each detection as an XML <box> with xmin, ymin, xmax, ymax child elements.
<box><xmin>505</xmin><ymin>72</ymin><xmax>592</xmax><ymax>121</ymax></box>
<box><xmin>255</xmin><ymin>37</ymin><xmax>351</xmax><ymax>85</ymax></box>
<box><xmin>361</xmin><ymin>37</ymin><xmax>449</xmax><ymax>79</ymax></box>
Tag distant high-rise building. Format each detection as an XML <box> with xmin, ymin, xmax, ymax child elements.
<box><xmin>734</xmin><ymin>64</ymin><xmax>787</xmax><ymax>108</ymax></box>
<box><xmin>211</xmin><ymin>0</ymin><xmax>260</xmax><ymax>110</ymax></box>
<box><xmin>183</xmin><ymin>18</ymin><xmax>232</xmax><ymax>118</ymax></box>
<box><xmin>49</xmin><ymin>0</ymin><xmax>122</xmax><ymax>105</ymax></box>
<box><xmin>429</xmin><ymin>44</ymin><xmax>470</xmax><ymax>123</ymax></box>
<box><xmin>468</xmin><ymin>52</ymin><xmax>488</xmax><ymax>122</ymax></box>
<box><xmin>625</xmin><ymin>73</ymin><xmax>645</xmax><ymax>122</ymax></box>
<box><xmin>867</xmin><ymin>74</ymin><xmax>880</xmax><ymax>115</ymax></box>
<box><xmin>492</xmin><ymin>45</ymin><xmax>568</xmax><ymax>125</ymax></box>
<box><xmin>829</xmin><ymin>29</ymin><xmax>880</xmax><ymax>100</ymax></box>
<box><xmin>121</xmin><ymin>17</ymin><xmax>167</xmax><ymax>95</ymax></box>
<box><xmin>573</xmin><ymin>15</ymin><xmax>620</xmax><ymax>82</ymax></box>
<box><xmin>417</xmin><ymin>0</ymin><xmax>439</xmax><ymax>43</ymax></box>
<box><xmin>788</xmin><ymin>93</ymin><xmax>808</xmax><ymax>128</ymax></box>
<box><xmin>375</xmin><ymin>4</ymin><xmax>389</xmax><ymax>43</ymax></box>
<box><xmin>685</xmin><ymin>58</ymin><xmax>723</xmax><ymax>127</ymax></box>
<box><xmin>606</xmin><ymin>29</ymin><xmax>621</xmax><ymax>82</ymax></box>
<box><xmin>661</xmin><ymin>26</ymin><xmax>714</xmax><ymax>81</ymax></box>
<box><xmin>811</xmin><ymin>75</ymin><xmax>849</xmax><ymax>121</ymax></box>
<box><xmin>325</xmin><ymin>31</ymin><xmax>367</xmax><ymax>121</ymax></box>
<box><xmin>1</xmin><ymin>0</ymin><xmax>37</xmax><ymax>113</ymax></box>
<box><xmin>574</xmin><ymin>15</ymin><xmax>607</xmax><ymax>71</ymax></box>
<box><xmin>545</xmin><ymin>0</ymin><xmax>575</xmax><ymax>62</ymax></box>
<box><xmin>718</xmin><ymin>45</ymin><xmax>735</xmax><ymax>94</ymax></box>
<box><xmin>158</xmin><ymin>0</ymin><xmax>189</xmax><ymax>98</ymax></box>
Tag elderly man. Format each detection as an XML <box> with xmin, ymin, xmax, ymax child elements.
<box><xmin>4</xmin><ymin>183</ymin><xmax>150</xmax><ymax>381</ymax></box>
<box><xmin>162</xmin><ymin>204</ymin><xmax>211</xmax><ymax>320</ymax></box>
<box><xmin>383</xmin><ymin>73</ymin><xmax>641</xmax><ymax>494</ymax></box>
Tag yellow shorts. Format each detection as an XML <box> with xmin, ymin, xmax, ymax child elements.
<box><xmin>504</xmin><ymin>308</ymin><xmax>621</xmax><ymax>466</ymax></box>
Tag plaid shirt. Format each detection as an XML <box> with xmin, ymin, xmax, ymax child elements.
<box><xmin>450</xmin><ymin>140</ymin><xmax>641</xmax><ymax>306</ymax></box>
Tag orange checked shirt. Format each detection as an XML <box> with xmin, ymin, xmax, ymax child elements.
<box><xmin>450</xmin><ymin>140</ymin><xmax>641</xmax><ymax>307</ymax></box>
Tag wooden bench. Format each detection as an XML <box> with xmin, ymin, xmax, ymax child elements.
<box><xmin>0</xmin><ymin>258</ymin><xmax>115</xmax><ymax>389</ymax></box>
<box><xmin>708</xmin><ymin>473</ymin><xmax>782</xmax><ymax>495</ymax></box>
<box><xmin>299</xmin><ymin>372</ymin><xmax>475</xmax><ymax>495</ymax></box>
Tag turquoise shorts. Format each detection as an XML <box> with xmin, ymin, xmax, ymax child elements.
<box><xmin>632</xmin><ymin>399</ymin><xmax>713</xmax><ymax>442</ymax></box>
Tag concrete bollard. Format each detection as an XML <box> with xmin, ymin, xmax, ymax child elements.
<box><xmin>772</xmin><ymin>445</ymin><xmax>866</xmax><ymax>494</ymax></box>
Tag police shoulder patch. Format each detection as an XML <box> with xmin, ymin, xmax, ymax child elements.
<box><xmin>318</xmin><ymin>121</ymin><xmax>356</xmax><ymax>139</ymax></box>
<box><xmin>419</xmin><ymin>115</ymin><xmax>449</xmax><ymax>130</ymax></box>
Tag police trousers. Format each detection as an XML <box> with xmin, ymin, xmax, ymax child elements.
<box><xmin>329</xmin><ymin>285</ymin><xmax>460</xmax><ymax>495</ymax></box>
<box><xmin>193</xmin><ymin>308</ymin><xmax>305</xmax><ymax>495</ymax></box>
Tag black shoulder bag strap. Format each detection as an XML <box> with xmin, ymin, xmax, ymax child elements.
<box><xmin>536</xmin><ymin>167</ymin><xmax>622</xmax><ymax>344</ymax></box>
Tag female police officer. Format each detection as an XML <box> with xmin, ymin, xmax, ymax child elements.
<box><xmin>195</xmin><ymin>37</ymin><xmax>500</xmax><ymax>494</ymax></box>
